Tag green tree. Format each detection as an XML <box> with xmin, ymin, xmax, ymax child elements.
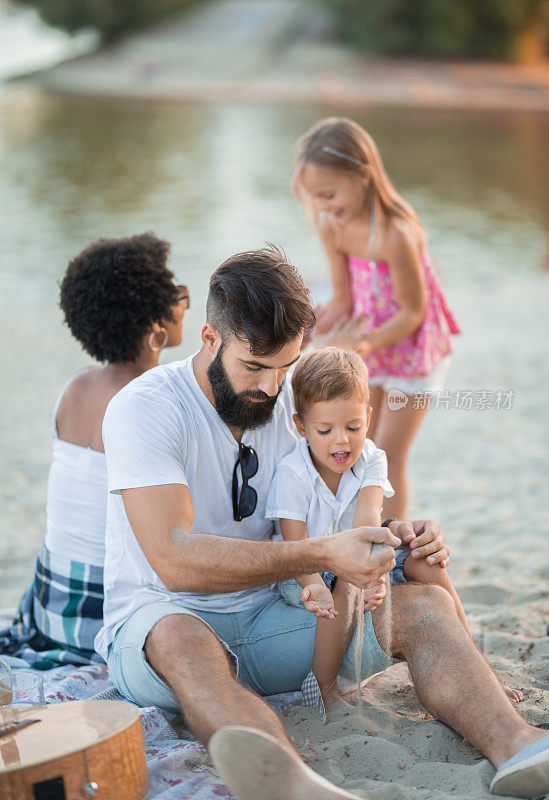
<box><xmin>322</xmin><ymin>0</ymin><xmax>549</xmax><ymax>61</ymax></box>
<box><xmin>12</xmin><ymin>0</ymin><xmax>195</xmax><ymax>42</ymax></box>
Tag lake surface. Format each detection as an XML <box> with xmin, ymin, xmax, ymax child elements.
<box><xmin>1</xmin><ymin>86</ymin><xmax>548</xmax><ymax>606</ymax></box>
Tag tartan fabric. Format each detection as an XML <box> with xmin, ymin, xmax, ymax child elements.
<box><xmin>0</xmin><ymin>543</ymin><xmax>104</xmax><ymax>669</ymax></box>
<box><xmin>301</xmin><ymin>669</ymin><xmax>327</xmax><ymax>722</ymax></box>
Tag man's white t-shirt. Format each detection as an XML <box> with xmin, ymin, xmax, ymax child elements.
<box><xmin>94</xmin><ymin>354</ymin><xmax>298</xmax><ymax>660</ymax></box>
<box><xmin>265</xmin><ymin>437</ymin><xmax>394</xmax><ymax>539</ymax></box>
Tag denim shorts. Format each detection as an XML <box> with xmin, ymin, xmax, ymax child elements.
<box><xmin>107</xmin><ymin>595</ymin><xmax>399</xmax><ymax>713</ymax></box>
<box><xmin>390</xmin><ymin>548</ymin><xmax>410</xmax><ymax>585</ymax></box>
<box><xmin>277</xmin><ymin>571</ymin><xmax>335</xmax><ymax>607</ymax></box>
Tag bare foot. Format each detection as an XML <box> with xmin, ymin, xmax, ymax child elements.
<box><xmin>321</xmin><ymin>686</ymin><xmax>344</xmax><ymax>708</ymax></box>
<box><xmin>324</xmin><ymin>697</ymin><xmax>354</xmax><ymax>724</ymax></box>
<box><xmin>503</xmin><ymin>684</ymin><xmax>524</xmax><ymax>703</ymax></box>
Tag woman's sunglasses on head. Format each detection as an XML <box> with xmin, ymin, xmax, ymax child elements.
<box><xmin>175</xmin><ymin>285</ymin><xmax>190</xmax><ymax>309</ymax></box>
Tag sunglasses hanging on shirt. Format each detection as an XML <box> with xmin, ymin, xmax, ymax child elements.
<box><xmin>232</xmin><ymin>443</ymin><xmax>258</xmax><ymax>522</ymax></box>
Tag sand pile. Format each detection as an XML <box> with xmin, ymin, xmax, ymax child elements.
<box><xmin>282</xmin><ymin>583</ymin><xmax>548</xmax><ymax>799</ymax></box>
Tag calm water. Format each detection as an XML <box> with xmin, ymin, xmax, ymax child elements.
<box><xmin>1</xmin><ymin>87</ymin><xmax>548</xmax><ymax>606</ymax></box>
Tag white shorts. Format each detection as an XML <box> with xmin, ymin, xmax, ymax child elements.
<box><xmin>369</xmin><ymin>355</ymin><xmax>452</xmax><ymax>395</ymax></box>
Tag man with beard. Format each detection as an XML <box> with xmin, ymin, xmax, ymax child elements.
<box><xmin>95</xmin><ymin>247</ymin><xmax>549</xmax><ymax>800</ymax></box>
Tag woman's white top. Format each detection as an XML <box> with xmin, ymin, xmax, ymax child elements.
<box><xmin>43</xmin><ymin>390</ymin><xmax>108</xmax><ymax>567</ymax></box>
<box><xmin>265</xmin><ymin>437</ymin><xmax>394</xmax><ymax>539</ymax></box>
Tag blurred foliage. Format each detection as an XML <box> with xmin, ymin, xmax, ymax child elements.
<box><xmin>321</xmin><ymin>0</ymin><xmax>549</xmax><ymax>60</ymax></box>
<box><xmin>12</xmin><ymin>0</ymin><xmax>196</xmax><ymax>42</ymax></box>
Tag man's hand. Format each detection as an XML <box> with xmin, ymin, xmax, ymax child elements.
<box><xmin>391</xmin><ymin>519</ymin><xmax>450</xmax><ymax>569</ymax></box>
<box><xmin>363</xmin><ymin>577</ymin><xmax>387</xmax><ymax>611</ymax></box>
<box><xmin>327</xmin><ymin>526</ymin><xmax>399</xmax><ymax>588</ymax></box>
<box><xmin>300</xmin><ymin>583</ymin><xmax>338</xmax><ymax>619</ymax></box>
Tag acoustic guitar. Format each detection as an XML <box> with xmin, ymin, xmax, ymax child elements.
<box><xmin>0</xmin><ymin>700</ymin><xmax>147</xmax><ymax>800</ymax></box>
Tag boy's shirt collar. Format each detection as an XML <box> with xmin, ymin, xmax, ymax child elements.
<box><xmin>296</xmin><ymin>437</ymin><xmax>367</xmax><ymax>504</ymax></box>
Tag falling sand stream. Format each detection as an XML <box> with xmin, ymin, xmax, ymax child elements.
<box><xmin>350</xmin><ymin>542</ymin><xmax>394</xmax><ymax>719</ymax></box>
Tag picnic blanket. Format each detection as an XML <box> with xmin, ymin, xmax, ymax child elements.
<box><xmin>0</xmin><ymin>651</ymin><xmax>303</xmax><ymax>800</ymax></box>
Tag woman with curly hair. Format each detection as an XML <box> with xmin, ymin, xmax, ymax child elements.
<box><xmin>0</xmin><ymin>233</ymin><xmax>189</xmax><ymax>667</ymax></box>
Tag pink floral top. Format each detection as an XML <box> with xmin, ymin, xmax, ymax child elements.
<box><xmin>348</xmin><ymin>252</ymin><xmax>460</xmax><ymax>378</ymax></box>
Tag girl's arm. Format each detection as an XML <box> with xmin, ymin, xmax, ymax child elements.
<box><xmin>279</xmin><ymin>518</ymin><xmax>327</xmax><ymax>589</ymax></box>
<box><xmin>315</xmin><ymin>219</ymin><xmax>354</xmax><ymax>334</ymax></box>
<box><xmin>364</xmin><ymin>220</ymin><xmax>427</xmax><ymax>353</ymax></box>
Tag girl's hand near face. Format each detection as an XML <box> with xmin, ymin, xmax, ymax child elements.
<box><xmin>301</xmin><ymin>583</ymin><xmax>338</xmax><ymax>619</ymax></box>
<box><xmin>314</xmin><ymin>299</ymin><xmax>351</xmax><ymax>336</ymax></box>
<box><xmin>314</xmin><ymin>315</ymin><xmax>374</xmax><ymax>358</ymax></box>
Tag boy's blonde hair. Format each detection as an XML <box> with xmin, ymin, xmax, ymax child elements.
<box><xmin>292</xmin><ymin>347</ymin><xmax>369</xmax><ymax>418</ymax></box>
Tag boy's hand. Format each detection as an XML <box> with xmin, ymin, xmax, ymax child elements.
<box><xmin>301</xmin><ymin>583</ymin><xmax>338</xmax><ymax>619</ymax></box>
<box><xmin>363</xmin><ymin>577</ymin><xmax>387</xmax><ymax>611</ymax></box>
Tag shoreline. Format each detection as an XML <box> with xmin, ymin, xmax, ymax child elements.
<box><xmin>7</xmin><ymin>0</ymin><xmax>549</xmax><ymax>113</ymax></box>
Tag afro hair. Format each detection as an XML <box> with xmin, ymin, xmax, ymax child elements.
<box><xmin>59</xmin><ymin>232</ymin><xmax>179</xmax><ymax>363</ymax></box>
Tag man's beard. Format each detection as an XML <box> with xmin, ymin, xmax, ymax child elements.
<box><xmin>207</xmin><ymin>346</ymin><xmax>282</xmax><ymax>430</ymax></box>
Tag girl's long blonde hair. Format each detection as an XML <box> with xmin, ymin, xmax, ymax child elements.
<box><xmin>293</xmin><ymin>117</ymin><xmax>425</xmax><ymax>247</ymax></box>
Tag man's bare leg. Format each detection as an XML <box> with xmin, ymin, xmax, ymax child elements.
<box><xmin>371</xmin><ymin>584</ymin><xmax>546</xmax><ymax>768</ymax></box>
<box><xmin>402</xmin><ymin>558</ymin><xmax>523</xmax><ymax>703</ymax></box>
<box><xmin>145</xmin><ymin>613</ymin><xmax>362</xmax><ymax>800</ymax></box>
<box><xmin>145</xmin><ymin>613</ymin><xmax>292</xmax><ymax>747</ymax></box>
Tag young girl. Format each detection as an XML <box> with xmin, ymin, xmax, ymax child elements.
<box><xmin>266</xmin><ymin>348</ymin><xmax>521</xmax><ymax>716</ymax></box>
<box><xmin>293</xmin><ymin>117</ymin><xmax>460</xmax><ymax>520</ymax></box>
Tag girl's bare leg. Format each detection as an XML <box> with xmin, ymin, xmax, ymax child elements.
<box><xmin>370</xmin><ymin>391</ymin><xmax>428</xmax><ymax>519</ymax></box>
<box><xmin>312</xmin><ymin>579</ymin><xmax>358</xmax><ymax>708</ymax></box>
<box><xmin>403</xmin><ymin>556</ymin><xmax>523</xmax><ymax>703</ymax></box>
<box><xmin>367</xmin><ymin>384</ymin><xmax>384</xmax><ymax>440</ymax></box>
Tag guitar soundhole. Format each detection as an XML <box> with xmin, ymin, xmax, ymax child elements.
<box><xmin>33</xmin><ymin>775</ymin><xmax>66</xmax><ymax>800</ymax></box>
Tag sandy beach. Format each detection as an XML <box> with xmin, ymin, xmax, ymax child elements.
<box><xmin>0</xmin><ymin>2</ymin><xmax>548</xmax><ymax>794</ymax></box>
<box><xmin>1</xmin><ymin>273</ymin><xmax>547</xmax><ymax>800</ymax></box>
<box><xmin>276</xmin><ymin>275</ymin><xmax>549</xmax><ymax>798</ymax></box>
<box><xmin>283</xmin><ymin>612</ymin><xmax>547</xmax><ymax>799</ymax></box>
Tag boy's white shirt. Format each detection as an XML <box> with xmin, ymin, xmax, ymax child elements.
<box><xmin>265</xmin><ymin>437</ymin><xmax>394</xmax><ymax>540</ymax></box>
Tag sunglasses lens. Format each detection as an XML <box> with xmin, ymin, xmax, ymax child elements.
<box><xmin>175</xmin><ymin>285</ymin><xmax>190</xmax><ymax>308</ymax></box>
<box><xmin>239</xmin><ymin>486</ymin><xmax>257</xmax><ymax>518</ymax></box>
<box><xmin>240</xmin><ymin>446</ymin><xmax>258</xmax><ymax>479</ymax></box>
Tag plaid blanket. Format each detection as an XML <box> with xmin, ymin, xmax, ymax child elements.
<box><xmin>0</xmin><ymin>543</ymin><xmax>104</xmax><ymax>669</ymax></box>
<box><xmin>0</xmin><ymin>659</ymin><xmax>303</xmax><ymax>800</ymax></box>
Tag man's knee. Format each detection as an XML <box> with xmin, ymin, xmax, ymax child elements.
<box><xmin>374</xmin><ymin>583</ymin><xmax>458</xmax><ymax>656</ymax></box>
<box><xmin>145</xmin><ymin>613</ymin><xmax>232</xmax><ymax>674</ymax></box>
<box><xmin>398</xmin><ymin>583</ymin><xmax>459</xmax><ymax>637</ymax></box>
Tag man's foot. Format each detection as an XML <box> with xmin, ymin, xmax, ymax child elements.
<box><xmin>503</xmin><ymin>684</ymin><xmax>524</xmax><ymax>703</ymax></box>
<box><xmin>490</xmin><ymin>733</ymin><xmax>549</xmax><ymax>797</ymax></box>
<box><xmin>208</xmin><ymin>725</ymin><xmax>361</xmax><ymax>800</ymax></box>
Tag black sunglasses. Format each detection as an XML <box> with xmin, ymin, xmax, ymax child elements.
<box><xmin>175</xmin><ymin>284</ymin><xmax>190</xmax><ymax>309</ymax></box>
<box><xmin>232</xmin><ymin>443</ymin><xmax>258</xmax><ymax>522</ymax></box>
